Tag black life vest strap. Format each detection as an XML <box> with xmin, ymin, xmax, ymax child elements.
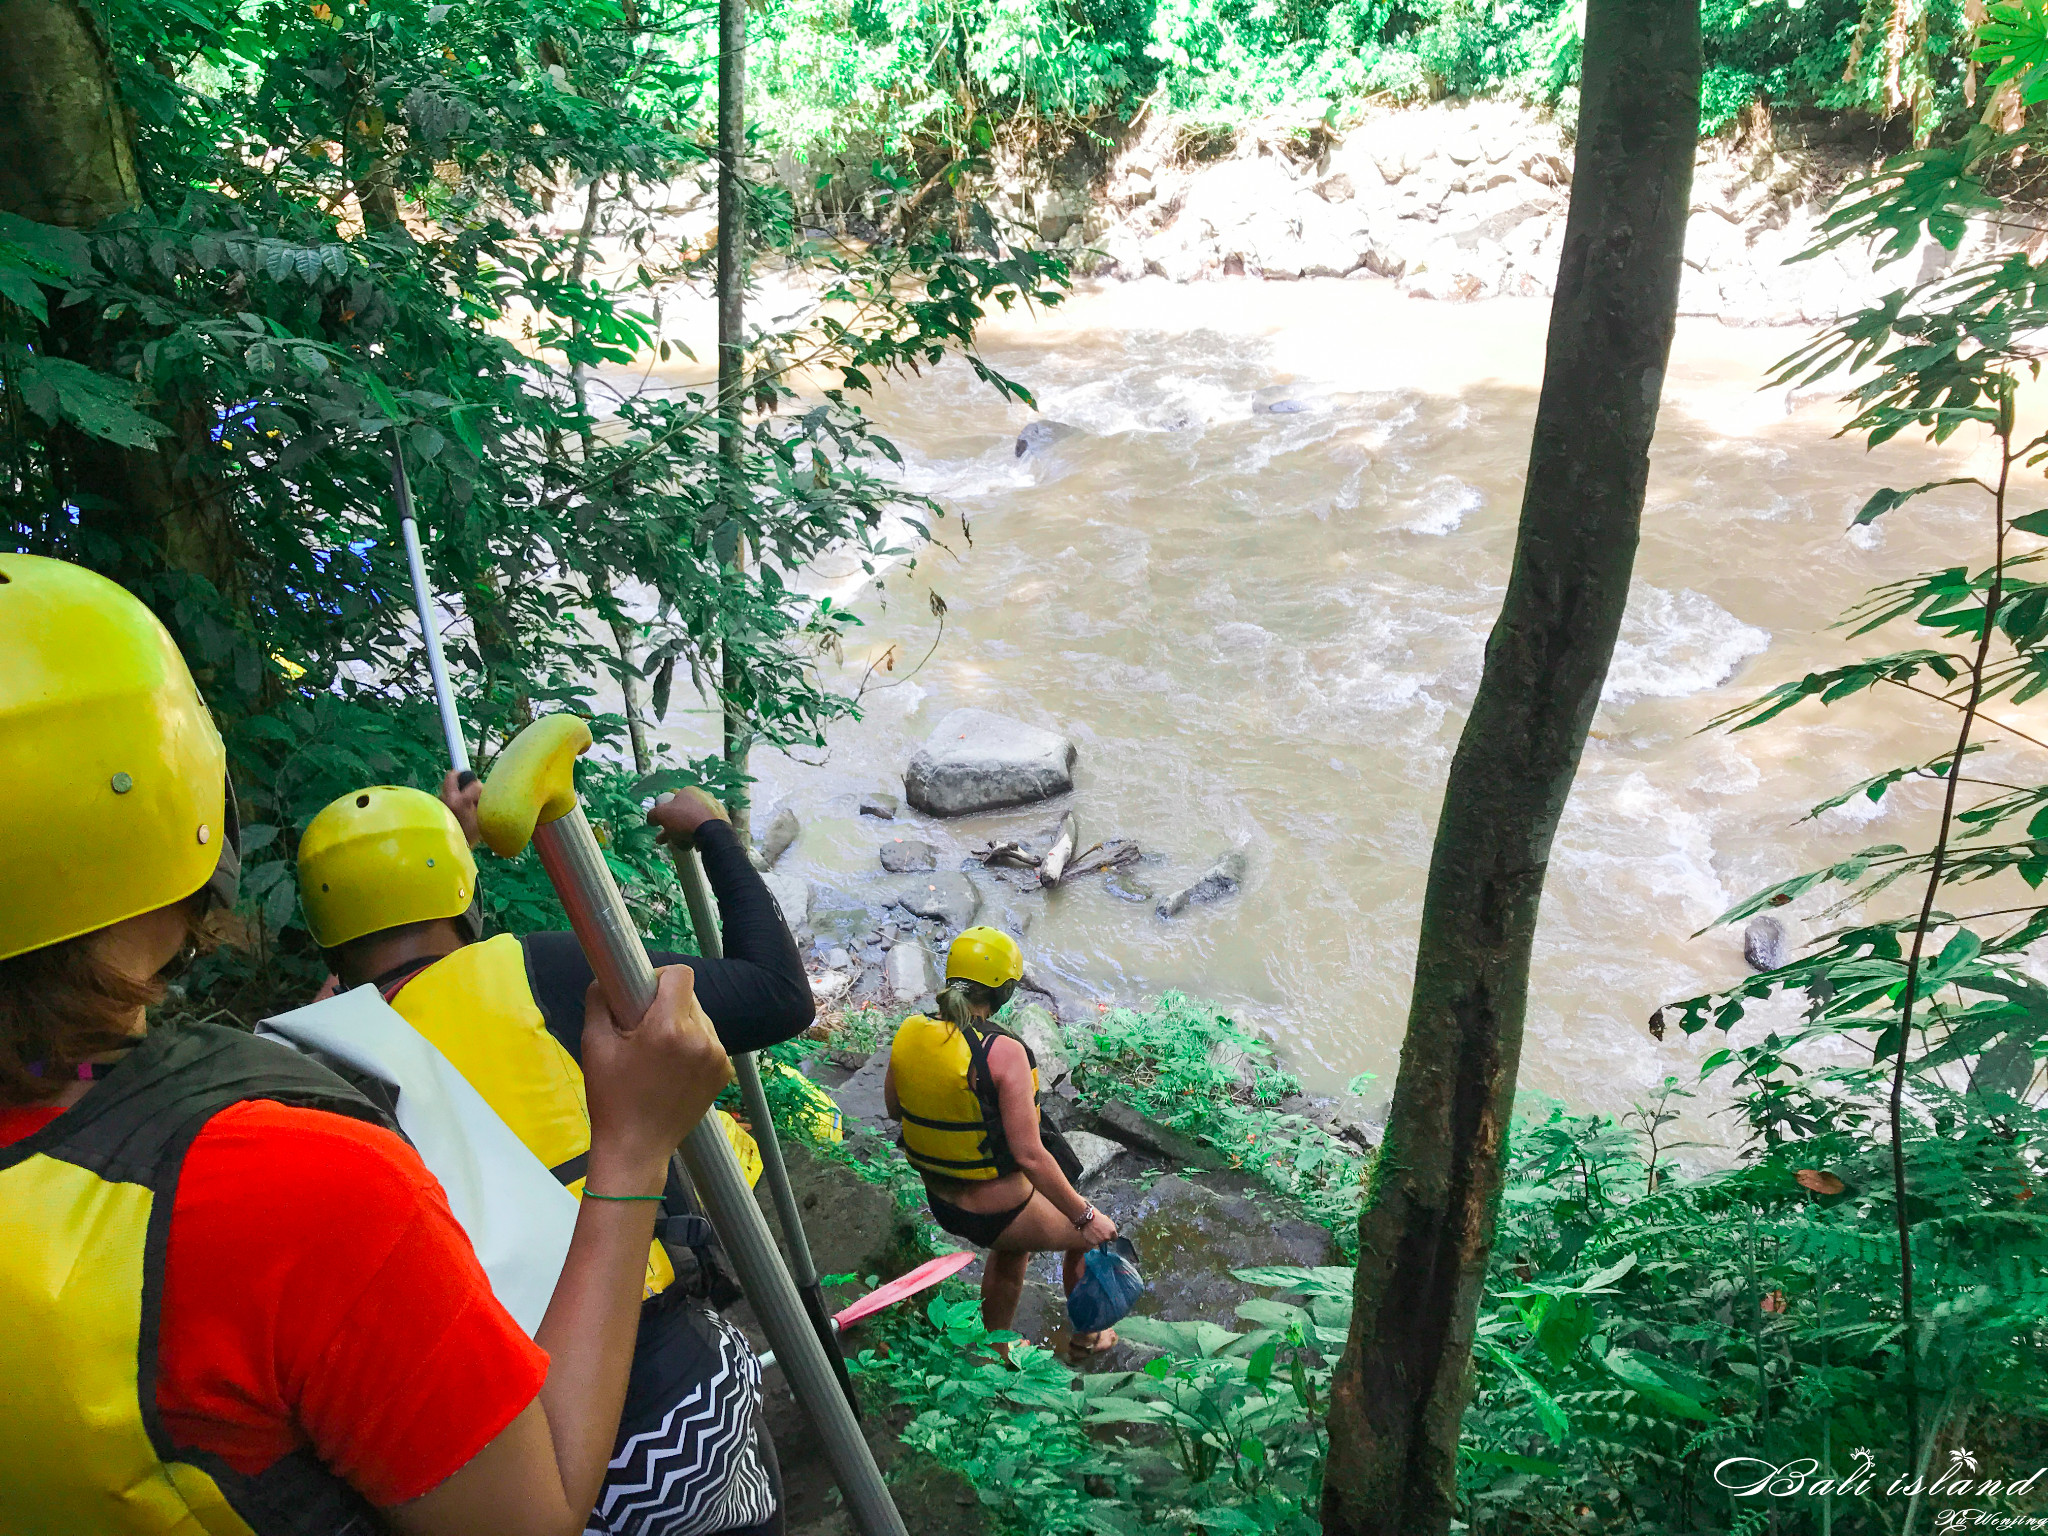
<box><xmin>899</xmin><ymin>1109</ymin><xmax>990</xmax><ymax>1132</ymax></box>
<box><xmin>374</xmin><ymin>956</ymin><xmax>443</xmax><ymax>1003</ymax></box>
<box><xmin>959</xmin><ymin>1021</ymin><xmax>1040</xmax><ymax>1179</ymax></box>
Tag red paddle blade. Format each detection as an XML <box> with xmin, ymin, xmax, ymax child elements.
<box><xmin>833</xmin><ymin>1249</ymin><xmax>976</xmax><ymax>1329</ymax></box>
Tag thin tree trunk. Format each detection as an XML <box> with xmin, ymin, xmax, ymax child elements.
<box><xmin>564</xmin><ymin>176</ymin><xmax>658</xmax><ymax>781</ymax></box>
<box><xmin>610</xmin><ymin>608</ymin><xmax>655</xmax><ymax>777</ymax></box>
<box><xmin>1320</xmin><ymin>4</ymin><xmax>1700</xmax><ymax>1532</ymax></box>
<box><xmin>0</xmin><ymin>0</ymin><xmax>254</xmax><ymax>693</ymax></box>
<box><xmin>716</xmin><ymin>0</ymin><xmax>752</xmax><ymax>841</ymax></box>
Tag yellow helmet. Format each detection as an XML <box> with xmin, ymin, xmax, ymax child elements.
<box><xmin>0</xmin><ymin>554</ymin><xmax>233</xmax><ymax>962</ymax></box>
<box><xmin>946</xmin><ymin>926</ymin><xmax>1023</xmax><ymax>989</ymax></box>
<box><xmin>297</xmin><ymin>786</ymin><xmax>478</xmax><ymax>949</ymax></box>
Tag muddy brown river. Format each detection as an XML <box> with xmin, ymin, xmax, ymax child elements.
<box><xmin>630</xmin><ymin>277</ymin><xmax>2015</xmax><ymax>1135</ymax></box>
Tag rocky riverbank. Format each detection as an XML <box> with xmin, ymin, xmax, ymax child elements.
<box><xmin>978</xmin><ymin>98</ymin><xmax>2039</xmax><ymax>327</ymax></box>
<box><xmin>756</xmin><ymin>707</ymin><xmax>1250</xmax><ymax>1025</ymax></box>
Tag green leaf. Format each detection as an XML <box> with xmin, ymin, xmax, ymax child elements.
<box><xmin>12</xmin><ymin>353</ymin><xmax>170</xmax><ymax>448</ymax></box>
<box><xmin>1230</xmin><ymin>1265</ymin><xmax>1355</xmax><ymax>1299</ymax></box>
<box><xmin>263</xmin><ymin>874</ymin><xmax>299</xmax><ymax>934</ymax></box>
<box><xmin>1577</xmin><ymin>1252</ymin><xmax>1637</xmax><ymax>1292</ymax></box>
<box><xmin>1854</xmin><ymin>478</ymin><xmax>1978</xmax><ymax>525</ymax></box>
<box><xmin>1245</xmin><ymin>1336</ymin><xmax>1277</xmax><ymax>1387</ymax></box>
<box><xmin>0</xmin><ymin>266</ymin><xmax>49</xmax><ymax>322</ymax></box>
<box><xmin>1602</xmin><ymin>1348</ymin><xmax>1714</xmax><ymax>1421</ymax></box>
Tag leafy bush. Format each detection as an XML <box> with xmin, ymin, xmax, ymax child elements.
<box><xmin>751</xmin><ymin>0</ymin><xmax>1980</xmax><ymax>159</ymax></box>
<box><xmin>1072</xmin><ymin>991</ymin><xmax>1373</xmax><ymax>1243</ymax></box>
<box><xmin>849</xmin><ymin>1265</ymin><xmax>1345</xmax><ymax>1535</ymax></box>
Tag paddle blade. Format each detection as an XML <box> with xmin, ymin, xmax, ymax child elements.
<box><xmin>833</xmin><ymin>1250</ymin><xmax>976</xmax><ymax>1329</ymax></box>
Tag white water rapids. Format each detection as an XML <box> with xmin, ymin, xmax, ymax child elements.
<box><xmin>623</xmin><ymin>277</ymin><xmax>2020</xmax><ymax>1133</ymax></box>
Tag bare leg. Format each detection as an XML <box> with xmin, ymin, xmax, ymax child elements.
<box><xmin>986</xmin><ymin>1195</ymin><xmax>1118</xmax><ymax>1353</ymax></box>
<box><xmin>982</xmin><ymin>1248</ymin><xmax>1029</xmax><ymax>1334</ymax></box>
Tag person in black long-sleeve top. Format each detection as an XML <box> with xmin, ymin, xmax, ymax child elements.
<box><xmin>513</xmin><ymin>790</ymin><xmax>815</xmax><ymax>1060</ymax></box>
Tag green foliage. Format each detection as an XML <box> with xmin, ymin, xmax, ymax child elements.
<box><xmin>3</xmin><ymin>0</ymin><xmax>1066</xmax><ymax>1014</ymax></box>
<box><xmin>1072</xmin><ymin>991</ymin><xmax>1373</xmax><ymax>1244</ymax></box>
<box><xmin>1458</xmin><ymin>1093</ymin><xmax>2048</xmax><ymax>1532</ymax></box>
<box><xmin>848</xmin><ymin>1266</ymin><xmax>1342</xmax><ymax>1535</ymax></box>
<box><xmin>1630</xmin><ymin>52</ymin><xmax>2048</xmax><ymax>1523</ymax></box>
<box><xmin>751</xmin><ymin>0</ymin><xmax>1978</xmax><ymax>160</ymax></box>
<box><xmin>842</xmin><ymin>1072</ymin><xmax>2048</xmax><ymax>1533</ymax></box>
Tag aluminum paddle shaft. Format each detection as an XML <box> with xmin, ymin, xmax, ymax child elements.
<box><xmin>481</xmin><ymin>720</ymin><xmax>901</xmax><ymax>1536</ymax></box>
<box><xmin>666</xmin><ymin>836</ymin><xmax>856</xmax><ymax>1407</ymax></box>
<box><xmin>389</xmin><ymin>432</ymin><xmax>470</xmax><ymax>774</ymax></box>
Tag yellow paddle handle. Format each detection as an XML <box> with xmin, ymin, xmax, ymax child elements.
<box><xmin>478</xmin><ymin>714</ymin><xmax>592</xmax><ymax>858</ymax></box>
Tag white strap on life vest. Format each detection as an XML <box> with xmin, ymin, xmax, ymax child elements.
<box><xmin>258</xmin><ymin>985</ymin><xmax>576</xmax><ymax>1335</ymax></box>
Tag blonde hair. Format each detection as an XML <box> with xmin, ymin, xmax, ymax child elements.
<box><xmin>933</xmin><ymin>977</ymin><xmax>1004</xmax><ymax>1035</ymax></box>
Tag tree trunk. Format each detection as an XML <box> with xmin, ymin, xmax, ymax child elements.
<box><xmin>0</xmin><ymin>0</ymin><xmax>254</xmax><ymax>696</ymax></box>
<box><xmin>0</xmin><ymin>0</ymin><xmax>139</xmax><ymax>224</ymax></box>
<box><xmin>1320</xmin><ymin>4</ymin><xmax>1700</xmax><ymax>1533</ymax></box>
<box><xmin>715</xmin><ymin>0</ymin><xmax>752</xmax><ymax>841</ymax></box>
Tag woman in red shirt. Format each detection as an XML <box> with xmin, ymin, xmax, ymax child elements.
<box><xmin>0</xmin><ymin>553</ymin><xmax>730</xmax><ymax>1536</ymax></box>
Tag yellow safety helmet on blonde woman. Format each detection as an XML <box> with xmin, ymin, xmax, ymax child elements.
<box><xmin>945</xmin><ymin>926</ymin><xmax>1024</xmax><ymax>990</ymax></box>
<box><xmin>297</xmin><ymin>786</ymin><xmax>478</xmax><ymax>949</ymax></box>
<box><xmin>0</xmin><ymin>555</ymin><xmax>236</xmax><ymax>961</ymax></box>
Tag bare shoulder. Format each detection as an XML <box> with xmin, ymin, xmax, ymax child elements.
<box><xmin>984</xmin><ymin>1032</ymin><xmax>1031</xmax><ymax>1076</ymax></box>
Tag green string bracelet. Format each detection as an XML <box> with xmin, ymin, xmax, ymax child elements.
<box><xmin>580</xmin><ymin>1190</ymin><xmax>665</xmax><ymax>1202</ymax></box>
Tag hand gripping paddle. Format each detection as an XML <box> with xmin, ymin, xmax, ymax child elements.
<box><xmin>479</xmin><ymin>715</ymin><xmax>904</xmax><ymax>1536</ymax></box>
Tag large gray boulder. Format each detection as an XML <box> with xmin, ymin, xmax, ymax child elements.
<box><xmin>1061</xmin><ymin>1130</ymin><xmax>1125</xmax><ymax>1184</ymax></box>
<box><xmin>904</xmin><ymin>709</ymin><xmax>1077</xmax><ymax>817</ymax></box>
<box><xmin>831</xmin><ymin>1044</ymin><xmax>894</xmax><ymax>1134</ymax></box>
<box><xmin>752</xmin><ymin>805</ymin><xmax>800</xmax><ymax>869</ymax></box>
<box><xmin>760</xmin><ymin>872</ymin><xmax>810</xmax><ymax>929</ymax></box>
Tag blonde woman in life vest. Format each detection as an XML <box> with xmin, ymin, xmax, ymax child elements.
<box><xmin>884</xmin><ymin>929</ymin><xmax>1120</xmax><ymax>1354</ymax></box>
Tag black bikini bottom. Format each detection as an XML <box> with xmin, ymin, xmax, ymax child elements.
<box><xmin>922</xmin><ymin>1128</ymin><xmax>1090</xmax><ymax>1248</ymax></box>
<box><xmin>926</xmin><ymin>1187</ymin><xmax>1032</xmax><ymax>1247</ymax></box>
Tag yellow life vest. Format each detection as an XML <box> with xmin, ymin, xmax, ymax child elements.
<box><xmin>386</xmin><ymin>933</ymin><xmax>677</xmax><ymax>1297</ymax></box>
<box><xmin>889</xmin><ymin>1014</ymin><xmax>1039</xmax><ymax>1182</ymax></box>
<box><xmin>0</xmin><ymin>1023</ymin><xmax>388</xmax><ymax>1535</ymax></box>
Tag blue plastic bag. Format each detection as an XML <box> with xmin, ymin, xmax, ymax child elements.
<box><xmin>1066</xmin><ymin>1237</ymin><xmax>1146</xmax><ymax>1335</ymax></box>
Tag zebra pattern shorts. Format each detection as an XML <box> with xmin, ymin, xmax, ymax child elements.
<box><xmin>585</xmin><ymin>1294</ymin><xmax>779</xmax><ymax>1536</ymax></box>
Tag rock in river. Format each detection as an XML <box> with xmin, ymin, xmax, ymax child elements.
<box><xmin>886</xmin><ymin>941</ymin><xmax>938</xmax><ymax>1004</ymax></box>
<box><xmin>904</xmin><ymin>708</ymin><xmax>1077</xmax><ymax>817</ymax></box>
<box><xmin>1014</xmin><ymin>420</ymin><xmax>1080</xmax><ymax>458</ymax></box>
<box><xmin>1744</xmin><ymin>914</ymin><xmax>1789</xmax><ymax>972</ymax></box>
<box><xmin>753</xmin><ymin>805</ymin><xmax>800</xmax><ymax>869</ymax></box>
<box><xmin>1156</xmin><ymin>849</ymin><xmax>1249</xmax><ymax>918</ymax></box>
<box><xmin>761</xmin><ymin>872</ymin><xmax>810</xmax><ymax>929</ymax></box>
<box><xmin>888</xmin><ymin>870</ymin><xmax>984</xmax><ymax>931</ymax></box>
<box><xmin>879</xmin><ymin>837</ymin><xmax>937</xmax><ymax>874</ymax></box>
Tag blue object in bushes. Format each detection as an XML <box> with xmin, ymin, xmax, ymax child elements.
<box><xmin>1066</xmin><ymin>1237</ymin><xmax>1146</xmax><ymax>1335</ymax></box>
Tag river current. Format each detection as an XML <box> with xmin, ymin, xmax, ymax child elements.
<box><xmin>634</xmin><ymin>276</ymin><xmax>2005</xmax><ymax>1130</ymax></box>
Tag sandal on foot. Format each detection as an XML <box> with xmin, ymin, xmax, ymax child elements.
<box><xmin>1068</xmin><ymin>1328</ymin><xmax>1118</xmax><ymax>1356</ymax></box>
